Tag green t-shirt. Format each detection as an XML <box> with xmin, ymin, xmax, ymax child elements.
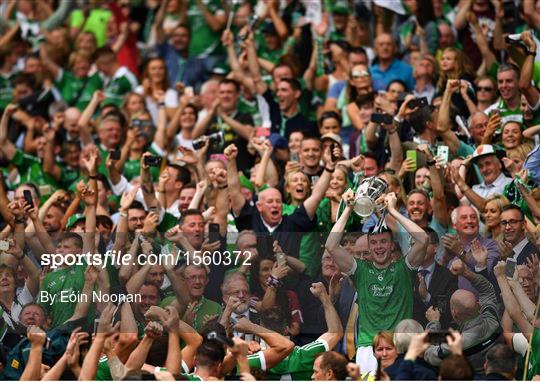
<box><xmin>54</xmin><ymin>70</ymin><xmax>103</xmax><ymax>111</ymax></box>
<box><xmin>187</xmin><ymin>0</ymin><xmax>225</xmax><ymax>58</ymax></box>
<box><xmin>39</xmin><ymin>265</ymin><xmax>87</xmax><ymax>328</ymax></box>
<box><xmin>351</xmin><ymin>258</ymin><xmax>416</xmax><ymax>346</ymax></box>
<box><xmin>58</xmin><ymin>163</ymin><xmax>80</xmax><ymax>190</ymax></box>
<box><xmin>160</xmin><ymin>296</ymin><xmax>222</xmax><ymax>332</ymax></box>
<box><xmin>282</xmin><ymin>203</ymin><xmax>321</xmax><ymax>277</ymax></box>
<box><xmin>96</xmin><ymin>356</ymin><xmax>112</xmax><ymax>381</ymax></box>
<box><xmin>103</xmin><ymin>67</ymin><xmax>138</xmax><ymax>107</ymax></box>
<box><xmin>11</xmin><ymin>149</ymin><xmax>59</xmax><ymax>202</ymax></box>
<box><xmin>248</xmin><ymin>339</ymin><xmax>328</xmax><ymax>380</ymax></box>
<box><xmin>69</xmin><ymin>9</ymin><xmax>112</xmax><ymax>47</ymax></box>
<box><xmin>123</xmin><ymin>146</ymin><xmax>161</xmax><ymax>182</ymax></box>
<box><xmin>0</xmin><ymin>72</ymin><xmax>15</xmax><ymax>110</ymax></box>
<box><xmin>238</xmin><ymin>97</ymin><xmax>262</xmax><ymax>127</ymax></box>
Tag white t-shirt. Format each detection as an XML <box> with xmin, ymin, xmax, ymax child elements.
<box><xmin>135</xmin><ymin>86</ymin><xmax>178</xmax><ymax>125</ymax></box>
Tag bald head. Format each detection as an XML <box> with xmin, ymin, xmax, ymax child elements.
<box><xmin>64</xmin><ymin>107</ymin><xmax>81</xmax><ymax>136</ymax></box>
<box><xmin>450</xmin><ymin>289</ymin><xmax>479</xmax><ymax>322</ymax></box>
<box><xmin>256</xmin><ymin>188</ymin><xmax>283</xmax><ymax>226</ymax></box>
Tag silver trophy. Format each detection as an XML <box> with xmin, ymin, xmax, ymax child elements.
<box><xmin>350</xmin><ymin>176</ymin><xmax>388</xmax><ymax>218</ymax></box>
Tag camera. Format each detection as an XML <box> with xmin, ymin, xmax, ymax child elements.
<box><xmin>192</xmin><ymin>132</ymin><xmax>224</xmax><ymax>150</ymax></box>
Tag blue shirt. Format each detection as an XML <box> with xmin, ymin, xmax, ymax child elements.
<box><xmin>157</xmin><ymin>43</ymin><xmax>207</xmax><ymax>91</ymax></box>
<box><xmin>370</xmin><ymin>58</ymin><xmax>415</xmax><ymax>92</ymax></box>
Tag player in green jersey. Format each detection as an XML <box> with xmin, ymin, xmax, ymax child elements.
<box><xmin>326</xmin><ymin>189</ymin><xmax>429</xmax><ymax>374</ymax></box>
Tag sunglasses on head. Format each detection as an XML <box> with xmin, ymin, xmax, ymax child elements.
<box><xmin>351</xmin><ymin>70</ymin><xmax>370</xmax><ymax>79</ymax></box>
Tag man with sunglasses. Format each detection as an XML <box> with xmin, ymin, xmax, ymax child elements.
<box><xmin>499</xmin><ymin>204</ymin><xmax>540</xmax><ymax>264</ymax></box>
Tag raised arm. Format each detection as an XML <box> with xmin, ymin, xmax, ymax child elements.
<box><xmin>494</xmin><ymin>262</ymin><xmax>533</xmax><ymax>336</ymax></box>
<box><xmin>325</xmin><ymin>189</ymin><xmax>355</xmax><ymax>273</ymax></box>
<box><xmin>252</xmin><ymin>139</ymin><xmax>278</xmax><ymax>188</ymax></box>
<box><xmin>385</xmin><ymin>193</ymin><xmax>428</xmax><ymax>268</ymax></box>
<box><xmin>124</xmin><ymin>321</ymin><xmax>163</xmax><ymax>373</ymax></box>
<box><xmin>436</xmin><ymin>81</ymin><xmax>462</xmax><ymax>154</ymax></box>
<box><xmin>69</xmin><ymin>265</ymin><xmax>99</xmax><ymax>322</ymax></box>
<box><xmin>303</xmin><ymin>145</ymin><xmax>338</xmax><ymax>219</ymax></box>
<box><xmin>449</xmin><ymin>164</ymin><xmax>487</xmax><ymax>211</ymax></box>
<box><xmin>21</xmin><ymin>326</ymin><xmax>46</xmax><ymax>381</ymax></box>
<box><xmin>79</xmin><ymin>304</ymin><xmax>120</xmax><ymax>381</ymax></box>
<box><xmin>218</xmin><ymin>109</ymin><xmax>253</xmax><ymax>140</ymax></box>
<box><xmin>311</xmin><ymin>282</ymin><xmax>344</xmax><ymax>349</ymax></box>
<box><xmin>224</xmin><ymin>144</ymin><xmax>246</xmax><ymax>215</ymax></box>
<box><xmin>0</xmin><ymin>104</ymin><xmax>17</xmax><ymax>160</ymax></box>
<box><xmin>78</xmin><ymin>91</ymin><xmax>105</xmax><ymax>146</ymax></box>
<box><xmin>245</xmin><ymin>28</ymin><xmax>268</xmax><ymax>95</ymax></box>
<box><xmin>39</xmin><ymin>43</ymin><xmax>61</xmax><ymax>79</ymax></box>
<box><xmin>233</xmin><ymin>317</ymin><xmax>294</xmax><ymax>369</ymax></box>
<box><xmin>523</xmin><ymin>0</ymin><xmax>540</xmax><ymax>29</ymax></box>
<box><xmin>417</xmin><ymin>145</ymin><xmax>449</xmax><ymax>227</ymax></box>
<box><xmin>195</xmin><ymin>0</ymin><xmax>226</xmax><ymax>32</ymax></box>
<box><xmin>153</xmin><ymin>91</ymin><xmax>170</xmax><ymax>151</ymax></box>
<box><xmin>453</xmin><ymin>0</ymin><xmax>473</xmax><ymax>30</ymax></box>
<box><xmin>468</xmin><ymin>12</ymin><xmax>496</xmax><ymax>71</ymax></box>
<box><xmin>519</xmin><ymin>31</ymin><xmax>540</xmax><ymax>107</ymax></box>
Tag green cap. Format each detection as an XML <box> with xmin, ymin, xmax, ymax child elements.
<box><xmin>66</xmin><ymin>213</ymin><xmax>85</xmax><ymax>230</ymax></box>
<box><xmin>239</xmin><ymin>174</ymin><xmax>255</xmax><ymax>193</ymax></box>
<box><xmin>333</xmin><ymin>0</ymin><xmax>350</xmax><ymax>14</ymax></box>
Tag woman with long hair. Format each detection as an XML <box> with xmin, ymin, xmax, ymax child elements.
<box><xmin>249</xmin><ymin>256</ymin><xmax>302</xmax><ymax>337</ymax></box>
<box><xmin>438</xmin><ymin>47</ymin><xmax>476</xmax><ymax>118</ymax></box>
<box><xmin>135</xmin><ymin>57</ymin><xmax>179</xmax><ymax>124</ymax></box>
<box><xmin>483</xmin><ymin>195</ymin><xmax>510</xmax><ymax>241</ymax></box>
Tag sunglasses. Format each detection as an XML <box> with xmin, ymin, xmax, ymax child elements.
<box><xmin>351</xmin><ymin>70</ymin><xmax>370</xmax><ymax>79</ymax></box>
<box><xmin>477</xmin><ymin>86</ymin><xmax>493</xmax><ymax>92</ymax></box>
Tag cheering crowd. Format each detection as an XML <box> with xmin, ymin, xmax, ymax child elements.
<box><xmin>0</xmin><ymin>0</ymin><xmax>540</xmax><ymax>380</ymax></box>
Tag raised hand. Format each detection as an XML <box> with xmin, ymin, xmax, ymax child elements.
<box><xmin>310</xmin><ymin>282</ymin><xmax>329</xmax><ymax>300</ymax></box>
<box><xmin>446</xmin><ymin>329</ymin><xmax>463</xmax><ymax>355</ymax></box>
<box><xmin>425</xmin><ymin>306</ymin><xmax>441</xmax><ymax>322</ymax></box>
<box><xmin>84</xmin><ymin>265</ymin><xmax>100</xmax><ymax>285</ymax></box>
<box><xmin>163</xmin><ymin>306</ymin><xmax>180</xmax><ymax>333</ymax></box>
<box><xmin>271</xmin><ymin>261</ymin><xmax>290</xmax><ymax>280</ymax></box>
<box><xmin>144</xmin><ymin>321</ymin><xmax>164</xmax><ymax>339</ymax></box>
<box><xmin>441</xmin><ymin>234</ymin><xmax>464</xmax><ymax>257</ymax></box>
<box><xmin>27</xmin><ymin>325</ymin><xmax>46</xmax><ymax>346</ymax></box>
<box><xmin>384</xmin><ymin>192</ymin><xmax>398</xmax><ymax>211</ymax></box>
<box><xmin>470</xmin><ymin>239</ymin><xmax>488</xmax><ymax>268</ymax></box>
<box><xmin>120</xmin><ymin>186</ymin><xmax>140</xmax><ymax>212</ymax></box>
<box><xmin>342</xmin><ymin>188</ymin><xmax>355</xmax><ymax>206</ymax></box>
<box><xmin>97</xmin><ymin>304</ymin><xmax>121</xmax><ymax>336</ymax></box>
<box><xmin>142</xmin><ymin>211</ymin><xmax>159</xmax><ymax>233</ymax></box>
<box><xmin>493</xmin><ymin>260</ymin><xmax>506</xmax><ymax>278</ymax></box>
<box><xmin>449</xmin><ymin>259</ymin><xmax>465</xmax><ymax>276</ymax></box>
<box><xmin>224</xmin><ymin>144</ymin><xmax>239</xmax><ymax>161</ymax></box>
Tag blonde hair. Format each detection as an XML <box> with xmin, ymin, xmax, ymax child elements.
<box><xmin>506</xmin><ymin>142</ymin><xmax>534</xmax><ymax>162</ymax></box>
<box><xmin>437</xmin><ymin>47</ymin><xmax>473</xmax><ymax>91</ymax></box>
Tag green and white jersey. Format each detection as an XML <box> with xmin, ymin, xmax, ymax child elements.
<box><xmin>10</xmin><ymin>149</ymin><xmax>59</xmax><ymax>201</ymax></box>
<box><xmin>186</xmin><ymin>0</ymin><xmax>225</xmax><ymax>58</ymax></box>
<box><xmin>103</xmin><ymin>66</ymin><xmax>138</xmax><ymax>107</ymax></box>
<box><xmin>350</xmin><ymin>257</ymin><xmax>416</xmax><ymax>346</ymax></box>
<box><xmin>182</xmin><ymin>373</ymin><xmax>203</xmax><ymax>381</ymax></box>
<box><xmin>38</xmin><ymin>265</ymin><xmax>87</xmax><ymax>328</ymax></box>
<box><xmin>247</xmin><ymin>339</ymin><xmax>329</xmax><ymax>380</ymax></box>
<box><xmin>483</xmin><ymin>98</ymin><xmax>522</xmax><ymax>129</ymax></box>
<box><xmin>54</xmin><ymin>69</ymin><xmax>103</xmax><ymax>110</ymax></box>
<box><xmin>96</xmin><ymin>356</ymin><xmax>112</xmax><ymax>381</ymax></box>
<box><xmin>0</xmin><ymin>71</ymin><xmax>15</xmax><ymax>110</ymax></box>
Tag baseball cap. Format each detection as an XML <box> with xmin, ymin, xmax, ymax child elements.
<box><xmin>333</xmin><ymin>0</ymin><xmax>350</xmax><ymax>14</ymax></box>
<box><xmin>321</xmin><ymin>133</ymin><xmax>342</xmax><ymax>145</ymax></box>
<box><xmin>66</xmin><ymin>213</ymin><xmax>85</xmax><ymax>230</ymax></box>
<box><xmin>269</xmin><ymin>133</ymin><xmax>288</xmax><ymax>150</ymax></box>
